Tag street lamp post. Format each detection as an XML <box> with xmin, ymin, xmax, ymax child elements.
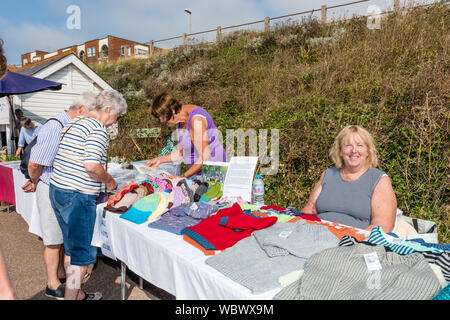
<box><xmin>184</xmin><ymin>8</ymin><xmax>192</xmax><ymax>44</ymax></box>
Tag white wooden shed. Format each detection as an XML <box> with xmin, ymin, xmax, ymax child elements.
<box><xmin>3</xmin><ymin>52</ymin><xmax>117</xmax><ymax>155</ymax></box>
<box><xmin>12</xmin><ymin>52</ymin><xmax>113</xmax><ymax>122</ymax></box>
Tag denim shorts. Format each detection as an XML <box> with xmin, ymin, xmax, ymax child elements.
<box><xmin>49</xmin><ymin>184</ymin><xmax>98</xmax><ymax>266</ymax></box>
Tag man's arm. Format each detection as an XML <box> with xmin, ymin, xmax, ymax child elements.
<box><xmin>22</xmin><ymin>161</ymin><xmax>44</xmax><ymax>193</ymax></box>
<box><xmin>28</xmin><ymin>162</ymin><xmax>43</xmax><ymax>185</ymax></box>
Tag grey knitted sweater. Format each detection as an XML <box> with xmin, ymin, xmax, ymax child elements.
<box><xmin>274</xmin><ymin>243</ymin><xmax>441</xmax><ymax>300</ymax></box>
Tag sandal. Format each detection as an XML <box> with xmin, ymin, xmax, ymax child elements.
<box><xmin>81</xmin><ymin>291</ymin><xmax>103</xmax><ymax>300</ymax></box>
<box><xmin>82</xmin><ymin>264</ymin><xmax>95</xmax><ymax>284</ymax></box>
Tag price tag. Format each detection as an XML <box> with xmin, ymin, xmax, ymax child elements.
<box><xmin>363</xmin><ymin>252</ymin><xmax>382</xmax><ymax>271</ymax></box>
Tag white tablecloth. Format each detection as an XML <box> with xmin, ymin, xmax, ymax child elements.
<box><xmin>91</xmin><ymin>202</ymin><xmax>282</xmax><ymax>300</ymax></box>
<box><xmin>8</xmin><ymin>162</ymin><xmax>43</xmax><ymax>238</ymax></box>
<box><xmin>6</xmin><ymin>165</ymin><xmax>283</xmax><ymax>300</ymax></box>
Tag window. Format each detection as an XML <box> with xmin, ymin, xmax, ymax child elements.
<box><xmin>87</xmin><ymin>47</ymin><xmax>96</xmax><ymax>57</ymax></box>
<box><xmin>136</xmin><ymin>48</ymin><xmax>148</xmax><ymax>55</ymax></box>
<box><xmin>101</xmin><ymin>45</ymin><xmax>108</xmax><ymax>58</ymax></box>
<box><xmin>23</xmin><ymin>58</ymin><xmax>28</xmax><ymax>65</ymax></box>
<box><xmin>121</xmin><ymin>45</ymin><xmax>131</xmax><ymax>56</ymax></box>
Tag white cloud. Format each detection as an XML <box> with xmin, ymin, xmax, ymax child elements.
<box><xmin>2</xmin><ymin>23</ymin><xmax>88</xmax><ymax>64</ymax></box>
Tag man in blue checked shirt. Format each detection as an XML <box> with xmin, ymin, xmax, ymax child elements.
<box><xmin>21</xmin><ymin>92</ymin><xmax>97</xmax><ymax>300</ymax></box>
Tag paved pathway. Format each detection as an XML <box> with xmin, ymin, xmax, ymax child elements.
<box><xmin>0</xmin><ymin>204</ymin><xmax>175</xmax><ymax>300</ymax></box>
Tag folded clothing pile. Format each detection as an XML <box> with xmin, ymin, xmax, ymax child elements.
<box><xmin>181</xmin><ymin>203</ymin><xmax>277</xmax><ymax>253</ymax></box>
<box><xmin>148</xmin><ymin>202</ymin><xmax>219</xmax><ymax>235</ymax></box>
<box><xmin>205</xmin><ymin>220</ymin><xmax>340</xmax><ymax>294</ymax></box>
<box><xmin>120</xmin><ymin>192</ymin><xmax>170</xmax><ymax>224</ymax></box>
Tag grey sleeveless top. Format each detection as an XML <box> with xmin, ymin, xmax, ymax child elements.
<box><xmin>315</xmin><ymin>167</ymin><xmax>385</xmax><ymax>229</ymax></box>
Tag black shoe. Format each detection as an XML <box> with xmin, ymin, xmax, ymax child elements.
<box><xmin>45</xmin><ymin>284</ymin><xmax>65</xmax><ymax>300</ymax></box>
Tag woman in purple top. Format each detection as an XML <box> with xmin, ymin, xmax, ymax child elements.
<box><xmin>146</xmin><ymin>92</ymin><xmax>227</xmax><ymax>178</ymax></box>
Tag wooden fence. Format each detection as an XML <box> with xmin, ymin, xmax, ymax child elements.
<box><xmin>146</xmin><ymin>0</ymin><xmax>419</xmax><ymax>53</ymax></box>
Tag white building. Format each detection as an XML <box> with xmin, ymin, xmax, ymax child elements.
<box><xmin>4</xmin><ymin>52</ymin><xmax>116</xmax><ymax>155</ymax></box>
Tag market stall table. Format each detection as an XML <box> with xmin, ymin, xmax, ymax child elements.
<box><xmin>91</xmin><ymin>202</ymin><xmax>284</xmax><ymax>300</ymax></box>
<box><xmin>5</xmin><ymin>162</ymin><xmax>374</xmax><ymax>300</ymax></box>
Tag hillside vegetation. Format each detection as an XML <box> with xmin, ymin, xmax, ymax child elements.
<box><xmin>92</xmin><ymin>4</ymin><xmax>449</xmax><ymax>242</ymax></box>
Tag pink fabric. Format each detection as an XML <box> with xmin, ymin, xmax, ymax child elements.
<box><xmin>0</xmin><ymin>164</ymin><xmax>15</xmax><ymax>205</ymax></box>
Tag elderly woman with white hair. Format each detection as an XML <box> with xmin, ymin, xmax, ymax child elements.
<box><xmin>49</xmin><ymin>90</ymin><xmax>127</xmax><ymax>300</ymax></box>
<box><xmin>301</xmin><ymin>125</ymin><xmax>397</xmax><ymax>232</ymax></box>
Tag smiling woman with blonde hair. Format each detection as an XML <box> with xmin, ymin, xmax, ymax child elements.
<box><xmin>301</xmin><ymin>125</ymin><xmax>397</xmax><ymax>232</ymax></box>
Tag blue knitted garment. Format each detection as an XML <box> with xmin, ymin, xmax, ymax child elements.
<box><xmin>433</xmin><ymin>284</ymin><xmax>450</xmax><ymax>300</ymax></box>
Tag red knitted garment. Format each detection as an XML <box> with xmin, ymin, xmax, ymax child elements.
<box><xmin>181</xmin><ymin>203</ymin><xmax>278</xmax><ymax>251</ymax></box>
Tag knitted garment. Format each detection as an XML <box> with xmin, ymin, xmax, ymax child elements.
<box><xmin>120</xmin><ymin>193</ymin><xmax>160</xmax><ymax>224</ymax></box>
<box><xmin>158</xmin><ymin>139</ymin><xmax>175</xmax><ymax>157</ymax></box>
<box><xmin>274</xmin><ymin>243</ymin><xmax>441</xmax><ymax>300</ymax></box>
<box><xmin>421</xmin><ymin>251</ymin><xmax>450</xmax><ymax>282</ymax></box>
<box><xmin>184</xmin><ymin>202</ymin><xmax>219</xmax><ymax>219</ymax></box>
<box><xmin>140</xmin><ymin>179</ymin><xmax>160</xmax><ymax>193</ymax></box>
<box><xmin>183</xmin><ymin>234</ymin><xmax>218</xmax><ymax>256</ymax></box>
<box><xmin>147</xmin><ymin>192</ymin><xmax>170</xmax><ymax>222</ymax></box>
<box><xmin>247</xmin><ymin>210</ymin><xmax>298</xmax><ymax>223</ymax></box>
<box><xmin>105</xmin><ymin>192</ymin><xmax>139</xmax><ymax>214</ymax></box>
<box><xmin>171</xmin><ymin>186</ymin><xmax>186</xmax><ymax>208</ymax></box>
<box><xmin>288</xmin><ymin>214</ymin><xmax>321</xmax><ymax>223</ymax></box>
<box><xmin>181</xmin><ymin>203</ymin><xmax>277</xmax><ymax>251</ymax></box>
<box><xmin>107</xmin><ymin>183</ymin><xmax>139</xmax><ymax>206</ymax></box>
<box><xmin>433</xmin><ymin>284</ymin><xmax>450</xmax><ymax>300</ymax></box>
<box><xmin>206</xmin><ymin>235</ymin><xmax>306</xmax><ymax>294</ymax></box>
<box><xmin>194</xmin><ymin>182</ymin><xmax>209</xmax><ymax>202</ymax></box>
<box><xmin>303</xmin><ymin>219</ymin><xmax>367</xmax><ymax>242</ymax></box>
<box><xmin>339</xmin><ymin>235</ymin><xmax>450</xmax><ymax>283</ymax></box>
<box><xmin>253</xmin><ymin>220</ymin><xmax>339</xmax><ymax>258</ymax></box>
<box><xmin>148</xmin><ymin>204</ymin><xmax>203</xmax><ymax>235</ymax></box>
<box><xmin>368</xmin><ymin>226</ymin><xmax>443</xmax><ymax>255</ymax></box>
<box><xmin>177</xmin><ymin>179</ymin><xmax>194</xmax><ymax>203</ymax></box>
<box><xmin>408</xmin><ymin>238</ymin><xmax>450</xmax><ymax>251</ymax></box>
<box><xmin>189</xmin><ymin>180</ymin><xmax>202</xmax><ymax>195</ymax></box>
<box><xmin>201</xmin><ymin>183</ymin><xmax>222</xmax><ymax>201</ymax></box>
<box><xmin>260</xmin><ymin>205</ymin><xmax>285</xmax><ymax>211</ymax></box>
<box><xmin>152</xmin><ymin>177</ymin><xmax>173</xmax><ymax>193</ymax></box>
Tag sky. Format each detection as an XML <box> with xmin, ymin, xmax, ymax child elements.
<box><xmin>0</xmin><ymin>0</ymin><xmax>438</xmax><ymax>66</ymax></box>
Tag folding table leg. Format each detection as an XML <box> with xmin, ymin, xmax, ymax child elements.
<box><xmin>121</xmin><ymin>261</ymin><xmax>126</xmax><ymax>300</ymax></box>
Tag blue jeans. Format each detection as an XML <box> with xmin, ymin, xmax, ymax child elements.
<box><xmin>49</xmin><ymin>184</ymin><xmax>98</xmax><ymax>266</ymax></box>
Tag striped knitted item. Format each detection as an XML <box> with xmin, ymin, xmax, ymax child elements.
<box><xmin>339</xmin><ymin>235</ymin><xmax>450</xmax><ymax>283</ymax></box>
<box><xmin>422</xmin><ymin>251</ymin><xmax>450</xmax><ymax>282</ymax></box>
<box><xmin>274</xmin><ymin>243</ymin><xmax>441</xmax><ymax>300</ymax></box>
<box><xmin>338</xmin><ymin>235</ymin><xmax>359</xmax><ymax>247</ymax></box>
<box><xmin>368</xmin><ymin>226</ymin><xmax>443</xmax><ymax>255</ymax></box>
